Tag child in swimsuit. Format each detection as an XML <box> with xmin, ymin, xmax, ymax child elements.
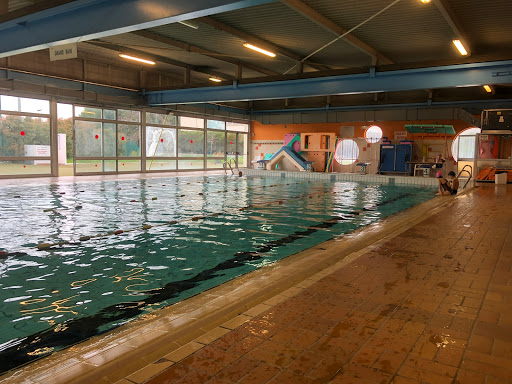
<box><xmin>447</xmin><ymin>171</ymin><xmax>459</xmax><ymax>195</ymax></box>
<box><xmin>436</xmin><ymin>171</ymin><xmax>452</xmax><ymax>196</ymax></box>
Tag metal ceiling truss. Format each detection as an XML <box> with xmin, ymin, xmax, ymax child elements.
<box><xmin>0</xmin><ymin>67</ymin><xmax>139</xmax><ymax>97</ymax></box>
<box><xmin>433</xmin><ymin>0</ymin><xmax>471</xmax><ymax>55</ymax></box>
<box><xmin>147</xmin><ymin>60</ymin><xmax>512</xmax><ymax>105</ymax></box>
<box><xmin>131</xmin><ymin>30</ymin><xmax>279</xmax><ymax>77</ymax></box>
<box><xmin>0</xmin><ymin>0</ymin><xmax>279</xmax><ymax>58</ymax></box>
<box><xmin>198</xmin><ymin>16</ymin><xmax>331</xmax><ymax>72</ymax></box>
<box><xmin>281</xmin><ymin>0</ymin><xmax>393</xmax><ymax>65</ymax></box>
<box><xmin>87</xmin><ymin>41</ymin><xmax>236</xmax><ymax>81</ymax></box>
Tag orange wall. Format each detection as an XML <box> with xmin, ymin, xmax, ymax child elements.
<box><xmin>252</xmin><ymin>120</ymin><xmax>474</xmax><ymax>141</ymax></box>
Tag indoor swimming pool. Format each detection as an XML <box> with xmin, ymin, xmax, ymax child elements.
<box><xmin>0</xmin><ymin>175</ymin><xmax>435</xmax><ymax>373</ymax></box>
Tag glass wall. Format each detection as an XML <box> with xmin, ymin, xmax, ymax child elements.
<box><xmin>227</xmin><ymin>123</ymin><xmax>249</xmax><ymax>169</ymax></box>
<box><xmin>0</xmin><ymin>92</ymin><xmax>251</xmax><ymax>178</ymax></box>
<box><xmin>74</xmin><ymin>108</ymin><xmax>248</xmax><ymax>175</ymax></box>
<box><xmin>57</xmin><ymin>103</ymin><xmax>74</xmax><ymax>176</ymax></box>
<box><xmin>205</xmin><ymin>120</ymin><xmax>249</xmax><ymax>170</ymax></box>
<box><xmin>0</xmin><ymin>96</ymin><xmax>51</xmax><ymax>177</ymax></box>
<box><xmin>73</xmin><ymin>107</ymin><xmax>146</xmax><ymax>174</ymax></box>
<box><xmin>237</xmin><ymin>132</ymin><xmax>248</xmax><ymax>167</ymax></box>
<box><xmin>206</xmin><ymin>119</ymin><xmax>225</xmax><ymax>169</ymax></box>
<box><xmin>117</xmin><ymin>108</ymin><xmax>141</xmax><ymax>173</ymax></box>
<box><xmin>146</xmin><ymin>112</ymin><xmax>177</xmax><ymax>171</ymax></box>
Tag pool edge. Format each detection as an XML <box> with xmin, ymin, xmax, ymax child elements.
<box><xmin>0</xmin><ymin>187</ymin><xmax>475</xmax><ymax>384</ymax></box>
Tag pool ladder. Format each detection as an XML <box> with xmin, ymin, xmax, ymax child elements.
<box><xmin>457</xmin><ymin>165</ymin><xmax>473</xmax><ymax>189</ymax></box>
<box><xmin>223</xmin><ymin>158</ymin><xmax>238</xmax><ymax>175</ymax></box>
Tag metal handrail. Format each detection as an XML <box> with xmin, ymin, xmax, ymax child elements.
<box><xmin>223</xmin><ymin>158</ymin><xmax>238</xmax><ymax>175</ymax></box>
<box><xmin>457</xmin><ymin>164</ymin><xmax>473</xmax><ymax>189</ymax></box>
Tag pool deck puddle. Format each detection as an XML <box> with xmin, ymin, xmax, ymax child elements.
<box><xmin>2</xmin><ymin>184</ymin><xmax>512</xmax><ymax>384</ymax></box>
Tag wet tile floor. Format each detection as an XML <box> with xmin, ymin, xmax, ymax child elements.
<box><xmin>118</xmin><ymin>185</ymin><xmax>512</xmax><ymax>384</ymax></box>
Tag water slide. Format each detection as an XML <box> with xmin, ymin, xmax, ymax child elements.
<box><xmin>266</xmin><ymin>146</ymin><xmax>313</xmax><ymax>171</ymax></box>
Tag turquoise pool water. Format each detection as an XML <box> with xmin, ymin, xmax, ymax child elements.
<box><xmin>0</xmin><ymin>175</ymin><xmax>434</xmax><ymax>372</ymax></box>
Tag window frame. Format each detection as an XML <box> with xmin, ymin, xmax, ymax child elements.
<box><xmin>334</xmin><ymin>139</ymin><xmax>360</xmax><ymax>165</ymax></box>
<box><xmin>0</xmin><ymin>92</ymin><xmax>251</xmax><ymax>178</ymax></box>
<box><xmin>364</xmin><ymin>125</ymin><xmax>383</xmax><ymax>144</ymax></box>
<box><xmin>0</xmin><ymin>95</ymin><xmax>52</xmax><ymax>178</ymax></box>
<box><xmin>451</xmin><ymin>127</ymin><xmax>481</xmax><ymax>162</ymax></box>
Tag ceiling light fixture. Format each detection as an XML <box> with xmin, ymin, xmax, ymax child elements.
<box><xmin>179</xmin><ymin>20</ymin><xmax>199</xmax><ymax>29</ymax></box>
<box><xmin>452</xmin><ymin>39</ymin><xmax>468</xmax><ymax>56</ymax></box>
<box><xmin>209</xmin><ymin>77</ymin><xmax>222</xmax><ymax>83</ymax></box>
<box><xmin>483</xmin><ymin>85</ymin><xmax>493</xmax><ymax>93</ymax></box>
<box><xmin>119</xmin><ymin>54</ymin><xmax>156</xmax><ymax>65</ymax></box>
<box><xmin>243</xmin><ymin>43</ymin><xmax>276</xmax><ymax>57</ymax></box>
<box><xmin>420</xmin><ymin>0</ymin><xmax>431</xmax><ymax>3</ymax></box>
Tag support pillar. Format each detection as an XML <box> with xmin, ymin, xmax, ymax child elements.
<box><xmin>141</xmin><ymin>108</ymin><xmax>147</xmax><ymax>173</ymax></box>
<box><xmin>50</xmin><ymin>97</ymin><xmax>59</xmax><ymax>177</ymax></box>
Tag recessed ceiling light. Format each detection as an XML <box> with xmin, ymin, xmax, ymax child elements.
<box><xmin>452</xmin><ymin>40</ymin><xmax>468</xmax><ymax>56</ymax></box>
<box><xmin>483</xmin><ymin>85</ymin><xmax>492</xmax><ymax>93</ymax></box>
<box><xmin>243</xmin><ymin>43</ymin><xmax>276</xmax><ymax>57</ymax></box>
<box><xmin>119</xmin><ymin>54</ymin><xmax>156</xmax><ymax>65</ymax></box>
<box><xmin>209</xmin><ymin>77</ymin><xmax>222</xmax><ymax>83</ymax></box>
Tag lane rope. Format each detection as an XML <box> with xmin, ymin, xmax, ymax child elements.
<box><xmin>6</xmin><ymin>178</ymin><xmax>380</xmax><ymax>253</ymax></box>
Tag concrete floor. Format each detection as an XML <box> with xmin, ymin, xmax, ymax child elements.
<box><xmin>2</xmin><ymin>183</ymin><xmax>511</xmax><ymax>384</ymax></box>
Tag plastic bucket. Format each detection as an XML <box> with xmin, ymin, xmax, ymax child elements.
<box><xmin>495</xmin><ymin>172</ymin><xmax>507</xmax><ymax>184</ymax></box>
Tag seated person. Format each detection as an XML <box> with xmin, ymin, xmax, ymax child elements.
<box><xmin>432</xmin><ymin>153</ymin><xmax>446</xmax><ymax>170</ymax></box>
<box><xmin>447</xmin><ymin>171</ymin><xmax>459</xmax><ymax>195</ymax></box>
<box><xmin>436</xmin><ymin>171</ymin><xmax>452</xmax><ymax>196</ymax></box>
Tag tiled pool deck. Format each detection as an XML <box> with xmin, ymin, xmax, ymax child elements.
<box><xmin>2</xmin><ymin>182</ymin><xmax>510</xmax><ymax>384</ymax></box>
<box><xmin>125</xmin><ymin>185</ymin><xmax>512</xmax><ymax>384</ymax></box>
